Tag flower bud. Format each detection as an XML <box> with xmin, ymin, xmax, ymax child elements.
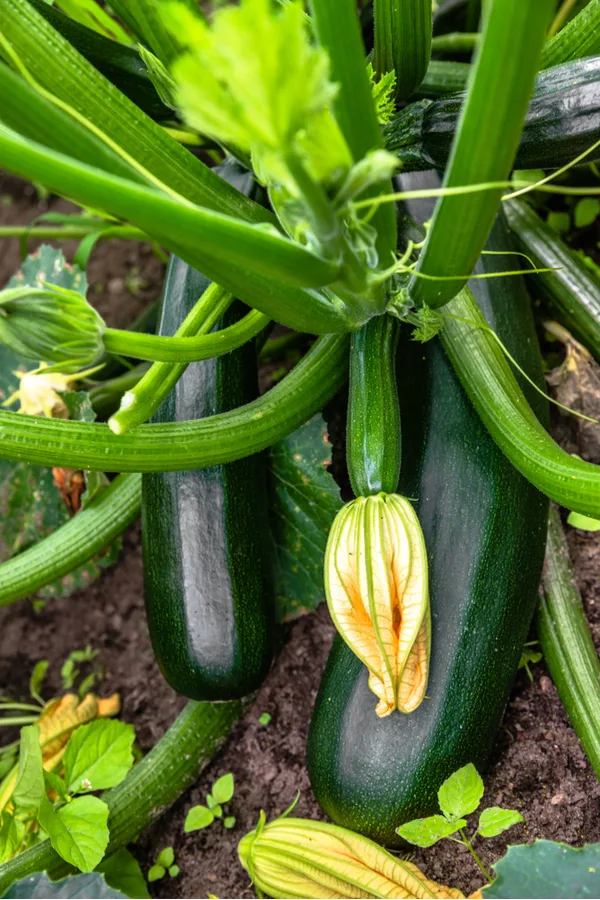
<box><xmin>0</xmin><ymin>283</ymin><xmax>105</xmax><ymax>371</ymax></box>
<box><xmin>238</xmin><ymin>812</ymin><xmax>463</xmax><ymax>899</ymax></box>
<box><xmin>325</xmin><ymin>492</ymin><xmax>430</xmax><ymax>717</ymax></box>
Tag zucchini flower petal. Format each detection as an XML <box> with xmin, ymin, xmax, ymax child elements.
<box><xmin>238</xmin><ymin>812</ymin><xmax>463</xmax><ymax>899</ymax></box>
<box><xmin>325</xmin><ymin>493</ymin><xmax>430</xmax><ymax>716</ymax></box>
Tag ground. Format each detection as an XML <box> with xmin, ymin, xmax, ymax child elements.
<box><xmin>1</xmin><ymin>174</ymin><xmax>600</xmax><ymax>898</ymax></box>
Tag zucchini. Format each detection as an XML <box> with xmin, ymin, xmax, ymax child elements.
<box><xmin>27</xmin><ymin>0</ymin><xmax>174</xmax><ymax>121</ymax></box>
<box><xmin>505</xmin><ymin>197</ymin><xmax>600</xmax><ymax>364</ymax></box>
<box><xmin>142</xmin><ymin>257</ymin><xmax>275</xmax><ymax>700</ymax></box>
<box><xmin>385</xmin><ymin>56</ymin><xmax>600</xmax><ymax>171</ymax></box>
<box><xmin>306</xmin><ymin>211</ymin><xmax>549</xmax><ymax>845</ymax></box>
<box><xmin>347</xmin><ymin>315</ymin><xmax>401</xmax><ymax>497</ymax></box>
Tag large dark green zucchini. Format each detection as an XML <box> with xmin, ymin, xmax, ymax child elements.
<box><xmin>385</xmin><ymin>56</ymin><xmax>600</xmax><ymax>171</ymax></box>
<box><xmin>142</xmin><ymin>166</ymin><xmax>274</xmax><ymax>700</ymax></box>
<box><xmin>307</xmin><ymin>212</ymin><xmax>549</xmax><ymax>845</ymax></box>
<box><xmin>27</xmin><ymin>0</ymin><xmax>173</xmax><ymax>121</ymax></box>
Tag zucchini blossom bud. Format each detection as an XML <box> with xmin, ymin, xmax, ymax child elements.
<box><xmin>325</xmin><ymin>493</ymin><xmax>430</xmax><ymax>717</ymax></box>
<box><xmin>0</xmin><ymin>283</ymin><xmax>105</xmax><ymax>372</ymax></box>
<box><xmin>238</xmin><ymin>811</ymin><xmax>463</xmax><ymax>899</ymax></box>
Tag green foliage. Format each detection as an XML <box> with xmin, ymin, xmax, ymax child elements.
<box><xmin>28</xmin><ymin>661</ymin><xmax>48</xmax><ymax>706</ymax></box>
<box><xmin>97</xmin><ymin>848</ymin><xmax>150</xmax><ymax>899</ymax></box>
<box><xmin>367</xmin><ymin>63</ymin><xmax>397</xmax><ymax>125</ymax></box>
<box><xmin>397</xmin><ymin>764</ymin><xmax>523</xmax><ymax>870</ymax></box>
<box><xmin>1</xmin><ymin>871</ymin><xmax>127</xmax><ymax>898</ymax></box>
<box><xmin>60</xmin><ymin>646</ymin><xmax>99</xmax><ymax>692</ymax></box>
<box><xmin>518</xmin><ymin>641</ymin><xmax>543</xmax><ymax>681</ymax></box>
<box><xmin>258</xmin><ymin>712</ymin><xmax>272</xmax><ymax>726</ymax></box>
<box><xmin>574</xmin><ymin>198</ymin><xmax>600</xmax><ymax>229</ymax></box>
<box><xmin>567</xmin><ymin>511</ymin><xmax>600</xmax><ymax>531</ymax></box>
<box><xmin>184</xmin><ymin>773</ymin><xmax>235</xmax><ymax>833</ymax></box>
<box><xmin>147</xmin><ymin>846</ymin><xmax>178</xmax><ymax>883</ymax></box>
<box><xmin>269</xmin><ymin>414</ymin><xmax>343</xmax><ymax>621</ymax></box>
<box><xmin>486</xmin><ymin>840</ymin><xmax>600</xmax><ymax>898</ymax></box>
<box><xmin>62</xmin><ymin>719</ymin><xmax>135</xmax><ymax>793</ymax></box>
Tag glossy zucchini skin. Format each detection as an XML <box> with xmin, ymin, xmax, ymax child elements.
<box><xmin>385</xmin><ymin>56</ymin><xmax>600</xmax><ymax>171</ymax></box>
<box><xmin>28</xmin><ymin>0</ymin><xmax>173</xmax><ymax>121</ymax></box>
<box><xmin>142</xmin><ymin>165</ymin><xmax>274</xmax><ymax>699</ymax></box>
<box><xmin>307</xmin><ymin>213</ymin><xmax>549</xmax><ymax>845</ymax></box>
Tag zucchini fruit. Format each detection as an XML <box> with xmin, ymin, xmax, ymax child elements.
<box><xmin>307</xmin><ymin>212</ymin><xmax>549</xmax><ymax>845</ymax></box>
<box><xmin>385</xmin><ymin>56</ymin><xmax>600</xmax><ymax>171</ymax></box>
<box><xmin>27</xmin><ymin>0</ymin><xmax>173</xmax><ymax>121</ymax></box>
<box><xmin>142</xmin><ymin>257</ymin><xmax>274</xmax><ymax>700</ymax></box>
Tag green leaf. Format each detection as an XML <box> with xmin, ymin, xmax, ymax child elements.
<box><xmin>40</xmin><ymin>794</ymin><xmax>109</xmax><ymax>872</ymax></box>
<box><xmin>29</xmin><ymin>661</ymin><xmax>48</xmax><ymax>706</ymax></box>
<box><xmin>63</xmin><ymin>719</ymin><xmax>135</xmax><ymax>794</ymax></box>
<box><xmin>0</xmin><ymin>812</ymin><xmax>25</xmax><ymax>865</ymax></box>
<box><xmin>168</xmin><ymin>866</ymin><xmax>180</xmax><ymax>878</ymax></box>
<box><xmin>477</xmin><ymin>806</ymin><xmax>524</xmax><ymax>838</ymax></box>
<box><xmin>184</xmin><ymin>805</ymin><xmax>214</xmax><ymax>832</ymax></box>
<box><xmin>1</xmin><ymin>871</ymin><xmax>127</xmax><ymax>898</ymax></box>
<box><xmin>486</xmin><ymin>839</ymin><xmax>600</xmax><ymax>898</ymax></box>
<box><xmin>147</xmin><ymin>866</ymin><xmax>165</xmax><ymax>884</ymax></box>
<box><xmin>567</xmin><ymin>511</ymin><xmax>600</xmax><ymax>532</ymax></box>
<box><xmin>547</xmin><ymin>211</ymin><xmax>570</xmax><ymax>235</ymax></box>
<box><xmin>269</xmin><ymin>413</ymin><xmax>343</xmax><ymax>621</ymax></box>
<box><xmin>211</xmin><ymin>773</ymin><xmax>234</xmax><ymax>805</ymax></box>
<box><xmin>155</xmin><ymin>847</ymin><xmax>174</xmax><ymax>869</ymax></box>
<box><xmin>258</xmin><ymin>712</ymin><xmax>271</xmax><ymax>726</ymax></box>
<box><xmin>44</xmin><ymin>771</ymin><xmax>67</xmax><ymax>801</ymax></box>
<box><xmin>223</xmin><ymin>817</ymin><xmax>236</xmax><ymax>830</ymax></box>
<box><xmin>137</xmin><ymin>45</ymin><xmax>177</xmax><ymax>109</ymax></box>
<box><xmin>12</xmin><ymin>726</ymin><xmax>44</xmax><ymax>812</ymax></box>
<box><xmin>574</xmin><ymin>198</ymin><xmax>600</xmax><ymax>230</ymax></box>
<box><xmin>519</xmin><ymin>646</ymin><xmax>543</xmax><ymax>669</ymax></box>
<box><xmin>437</xmin><ymin>763</ymin><xmax>484</xmax><ymax>820</ymax></box>
<box><xmin>396</xmin><ymin>815</ymin><xmax>465</xmax><ymax>848</ymax></box>
<box><xmin>97</xmin><ymin>848</ymin><xmax>151</xmax><ymax>899</ymax></box>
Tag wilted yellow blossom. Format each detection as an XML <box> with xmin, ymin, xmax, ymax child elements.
<box><xmin>238</xmin><ymin>812</ymin><xmax>463</xmax><ymax>899</ymax></box>
<box><xmin>325</xmin><ymin>493</ymin><xmax>430</xmax><ymax>717</ymax></box>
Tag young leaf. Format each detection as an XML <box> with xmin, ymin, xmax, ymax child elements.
<box><xmin>437</xmin><ymin>763</ymin><xmax>484</xmax><ymax>820</ymax></box>
<box><xmin>396</xmin><ymin>814</ymin><xmax>466</xmax><ymax>848</ymax></box>
<box><xmin>184</xmin><ymin>805</ymin><xmax>214</xmax><ymax>832</ymax></box>
<box><xmin>258</xmin><ymin>713</ymin><xmax>272</xmax><ymax>726</ymax></box>
<box><xmin>155</xmin><ymin>847</ymin><xmax>175</xmax><ymax>869</ymax></box>
<box><xmin>44</xmin><ymin>771</ymin><xmax>68</xmax><ymax>801</ymax></box>
<box><xmin>39</xmin><ymin>794</ymin><xmax>110</xmax><ymax>872</ymax></box>
<box><xmin>223</xmin><ymin>816</ymin><xmax>236</xmax><ymax>830</ymax></box>
<box><xmin>574</xmin><ymin>198</ymin><xmax>600</xmax><ymax>230</ymax></box>
<box><xmin>29</xmin><ymin>660</ymin><xmax>48</xmax><ymax>706</ymax></box>
<box><xmin>97</xmin><ymin>848</ymin><xmax>151</xmax><ymax>900</ymax></box>
<box><xmin>0</xmin><ymin>813</ymin><xmax>25</xmax><ymax>865</ymax></box>
<box><xmin>477</xmin><ymin>807</ymin><xmax>524</xmax><ymax>838</ymax></box>
<box><xmin>169</xmin><ymin>865</ymin><xmax>180</xmax><ymax>878</ymax></box>
<box><xmin>62</xmin><ymin>719</ymin><xmax>135</xmax><ymax>794</ymax></box>
<box><xmin>211</xmin><ymin>773</ymin><xmax>234</xmax><ymax>805</ymax></box>
<box><xmin>147</xmin><ymin>865</ymin><xmax>165</xmax><ymax>883</ymax></box>
<box><xmin>11</xmin><ymin>726</ymin><xmax>44</xmax><ymax>812</ymax></box>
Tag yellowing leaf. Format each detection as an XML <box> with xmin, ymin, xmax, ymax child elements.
<box><xmin>325</xmin><ymin>493</ymin><xmax>430</xmax><ymax>716</ymax></box>
<box><xmin>238</xmin><ymin>814</ymin><xmax>463</xmax><ymax>899</ymax></box>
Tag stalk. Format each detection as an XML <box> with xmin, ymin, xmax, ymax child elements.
<box><xmin>89</xmin><ymin>366</ymin><xmax>150</xmax><ymax>420</ymax></box>
<box><xmin>430</xmin><ymin>33</ymin><xmax>478</xmax><ymax>54</ymax></box>
<box><xmin>541</xmin><ymin>0</ymin><xmax>600</xmax><ymax>70</ymax></box>
<box><xmin>0</xmin><ymin>699</ymin><xmax>242</xmax><ymax>893</ymax></box>
<box><xmin>0</xmin><ymin>334</ymin><xmax>349</xmax><ymax>472</ymax></box>
<box><xmin>408</xmin><ymin>0</ymin><xmax>554</xmax><ymax>309</ymax></box>
<box><xmin>374</xmin><ymin>0</ymin><xmax>432</xmax><ymax>101</ymax></box>
<box><xmin>417</xmin><ymin>60</ymin><xmax>471</xmax><ymax>98</ymax></box>
<box><xmin>0</xmin><ymin>473</ymin><xmax>141</xmax><ymax>607</ymax></box>
<box><xmin>505</xmin><ymin>199</ymin><xmax>600</xmax><ymax>364</ymax></box>
<box><xmin>538</xmin><ymin>506</ymin><xmax>600</xmax><ymax>778</ymax></box>
<box><xmin>440</xmin><ymin>287</ymin><xmax>600</xmax><ymax>518</ymax></box>
<box><xmin>108</xmin><ymin>283</ymin><xmax>233</xmax><ymax>434</ymax></box>
<box><xmin>0</xmin><ymin>128</ymin><xmax>354</xmax><ymax>335</ymax></box>
<box><xmin>309</xmin><ymin>0</ymin><xmax>397</xmax><ymax>264</ymax></box>
<box><xmin>0</xmin><ymin>225</ymin><xmax>145</xmax><ymax>242</ymax></box>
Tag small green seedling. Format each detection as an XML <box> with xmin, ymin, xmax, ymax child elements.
<box><xmin>397</xmin><ymin>763</ymin><xmax>523</xmax><ymax>882</ymax></box>
<box><xmin>184</xmin><ymin>773</ymin><xmax>236</xmax><ymax>833</ymax></box>
<box><xmin>61</xmin><ymin>645</ymin><xmax>101</xmax><ymax>694</ymax></box>
<box><xmin>258</xmin><ymin>712</ymin><xmax>271</xmax><ymax>726</ymax></box>
<box><xmin>148</xmin><ymin>846</ymin><xmax>179</xmax><ymax>882</ymax></box>
<box><xmin>518</xmin><ymin>641</ymin><xmax>543</xmax><ymax>682</ymax></box>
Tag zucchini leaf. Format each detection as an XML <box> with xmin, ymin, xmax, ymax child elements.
<box><xmin>487</xmin><ymin>840</ymin><xmax>600</xmax><ymax>898</ymax></box>
<box><xmin>268</xmin><ymin>413</ymin><xmax>342</xmax><ymax>621</ymax></box>
<box><xmin>1</xmin><ymin>872</ymin><xmax>126</xmax><ymax>898</ymax></box>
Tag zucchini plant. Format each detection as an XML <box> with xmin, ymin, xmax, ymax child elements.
<box><xmin>1</xmin><ymin>0</ymin><xmax>600</xmax><ymax>885</ymax></box>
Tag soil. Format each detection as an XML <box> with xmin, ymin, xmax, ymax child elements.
<box><xmin>2</xmin><ymin>173</ymin><xmax>600</xmax><ymax>899</ymax></box>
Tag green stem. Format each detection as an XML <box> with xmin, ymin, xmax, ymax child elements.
<box><xmin>0</xmin><ymin>699</ymin><xmax>242</xmax><ymax>893</ymax></box>
<box><xmin>0</xmin><ymin>224</ymin><xmax>144</xmax><ymax>241</ymax></box>
<box><xmin>541</xmin><ymin>0</ymin><xmax>600</xmax><ymax>67</ymax></box>
<box><xmin>458</xmin><ymin>828</ymin><xmax>492</xmax><ymax>883</ymax></box>
<box><xmin>103</xmin><ymin>308</ymin><xmax>269</xmax><ymax>363</ymax></box>
<box><xmin>0</xmin><ymin>717</ymin><xmax>37</xmax><ymax>726</ymax></box>
<box><xmin>374</xmin><ymin>0</ymin><xmax>432</xmax><ymax>100</ymax></box>
<box><xmin>89</xmin><ymin>365</ymin><xmax>150</xmax><ymax>420</ymax></box>
<box><xmin>430</xmin><ymin>32</ymin><xmax>478</xmax><ymax>54</ymax></box>
<box><xmin>548</xmin><ymin>0</ymin><xmax>579</xmax><ymax>39</ymax></box>
<box><xmin>537</xmin><ymin>506</ymin><xmax>600</xmax><ymax>779</ymax></box>
<box><xmin>416</xmin><ymin>59</ymin><xmax>472</xmax><ymax>98</ymax></box>
<box><xmin>108</xmin><ymin>283</ymin><xmax>233</xmax><ymax>434</ymax></box>
<box><xmin>0</xmin><ymin>703</ymin><xmax>42</xmax><ymax>713</ymax></box>
<box><xmin>408</xmin><ymin>0</ymin><xmax>554</xmax><ymax>309</ymax></box>
<box><xmin>0</xmin><ymin>334</ymin><xmax>349</xmax><ymax>471</ymax></box>
<box><xmin>0</xmin><ymin>473</ymin><xmax>141</xmax><ymax>608</ymax></box>
<box><xmin>440</xmin><ymin>287</ymin><xmax>600</xmax><ymax>517</ymax></box>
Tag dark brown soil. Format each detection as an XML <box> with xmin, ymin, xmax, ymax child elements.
<box><xmin>2</xmin><ymin>174</ymin><xmax>600</xmax><ymax>899</ymax></box>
